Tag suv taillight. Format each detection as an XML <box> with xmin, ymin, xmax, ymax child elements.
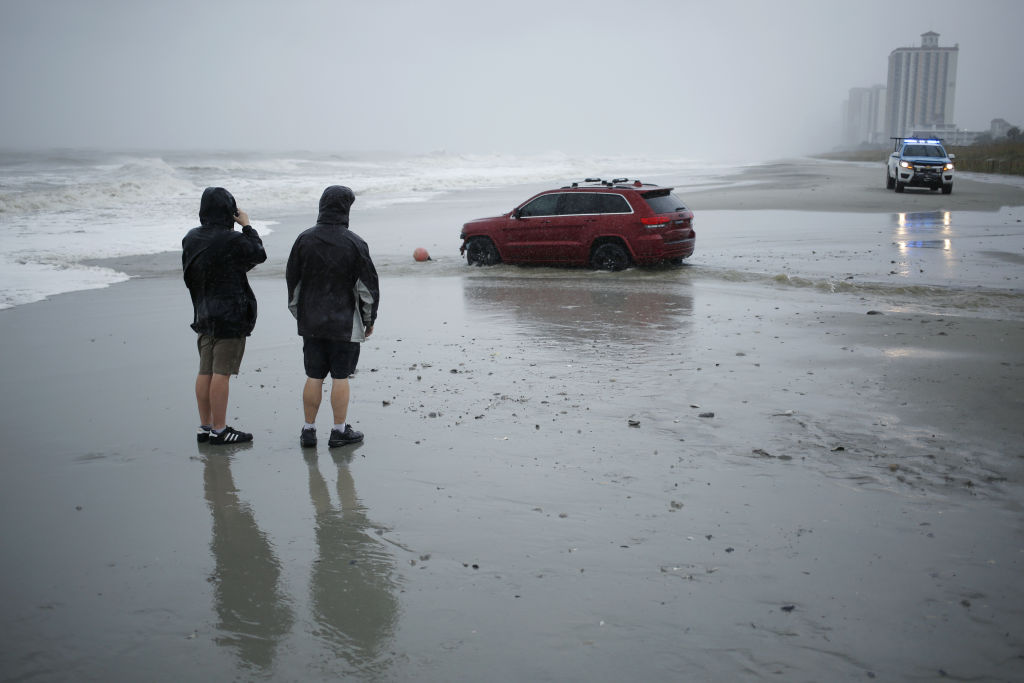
<box><xmin>641</xmin><ymin>216</ymin><xmax>671</xmax><ymax>228</ymax></box>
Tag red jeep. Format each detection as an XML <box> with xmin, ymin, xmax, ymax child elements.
<box><xmin>459</xmin><ymin>179</ymin><xmax>695</xmax><ymax>270</ymax></box>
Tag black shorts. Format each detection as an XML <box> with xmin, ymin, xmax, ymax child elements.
<box><xmin>303</xmin><ymin>337</ymin><xmax>361</xmax><ymax>379</ymax></box>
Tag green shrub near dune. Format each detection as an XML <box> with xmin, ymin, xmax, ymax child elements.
<box><xmin>947</xmin><ymin>141</ymin><xmax>1024</xmax><ymax>175</ymax></box>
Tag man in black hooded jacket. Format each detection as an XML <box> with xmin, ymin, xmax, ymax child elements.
<box><xmin>287</xmin><ymin>185</ymin><xmax>379</xmax><ymax>448</ymax></box>
<box><xmin>183</xmin><ymin>187</ymin><xmax>266</xmax><ymax>445</ymax></box>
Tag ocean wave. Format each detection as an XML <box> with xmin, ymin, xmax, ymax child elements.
<box><xmin>0</xmin><ymin>155</ymin><xmax>196</xmax><ymax>215</ymax></box>
<box><xmin>759</xmin><ymin>269</ymin><xmax>1024</xmax><ymax>316</ymax></box>
<box><xmin>0</xmin><ymin>149</ymin><xmax>733</xmax><ymax>309</ymax></box>
<box><xmin>0</xmin><ymin>261</ymin><xmax>128</xmax><ymax>310</ymax></box>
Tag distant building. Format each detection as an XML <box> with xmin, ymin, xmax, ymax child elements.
<box><xmin>990</xmin><ymin>118</ymin><xmax>1014</xmax><ymax>138</ymax></box>
<box><xmin>843</xmin><ymin>85</ymin><xmax>887</xmax><ymax>146</ymax></box>
<box><xmin>885</xmin><ymin>32</ymin><xmax>958</xmax><ymax>139</ymax></box>
<box><xmin>910</xmin><ymin>128</ymin><xmax>979</xmax><ymax>146</ymax></box>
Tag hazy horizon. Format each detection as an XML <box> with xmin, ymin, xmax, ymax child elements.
<box><xmin>2</xmin><ymin>0</ymin><xmax>1022</xmax><ymax>162</ymax></box>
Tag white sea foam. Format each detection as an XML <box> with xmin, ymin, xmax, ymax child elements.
<box><xmin>0</xmin><ymin>149</ymin><xmax>739</xmax><ymax>309</ymax></box>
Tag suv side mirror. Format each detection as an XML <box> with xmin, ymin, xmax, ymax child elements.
<box><xmin>512</xmin><ymin>207</ymin><xmax>522</xmax><ymax>219</ymax></box>
<box><xmin>948</xmin><ymin>153</ymin><xmax>956</xmax><ymax>159</ymax></box>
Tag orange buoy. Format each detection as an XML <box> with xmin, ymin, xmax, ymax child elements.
<box><xmin>413</xmin><ymin>247</ymin><xmax>431</xmax><ymax>262</ymax></box>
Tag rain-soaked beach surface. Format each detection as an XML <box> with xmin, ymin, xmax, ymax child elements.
<box><xmin>2</xmin><ymin>164</ymin><xmax>1024</xmax><ymax>681</ymax></box>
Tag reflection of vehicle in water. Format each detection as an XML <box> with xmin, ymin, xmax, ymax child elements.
<box><xmin>894</xmin><ymin>210</ymin><xmax>953</xmax><ymax>252</ymax></box>
<box><xmin>886</xmin><ymin>138</ymin><xmax>955</xmax><ymax>194</ymax></box>
<box><xmin>896</xmin><ymin>210</ymin><xmax>951</xmax><ymax>230</ymax></box>
<box><xmin>459</xmin><ymin>179</ymin><xmax>696</xmax><ymax>270</ymax></box>
<box><xmin>306</xmin><ymin>452</ymin><xmax>399</xmax><ymax>677</ymax></box>
<box><xmin>203</xmin><ymin>455</ymin><xmax>292</xmax><ymax>670</ymax></box>
<box><xmin>462</xmin><ymin>276</ymin><xmax>694</xmax><ymax>347</ymax></box>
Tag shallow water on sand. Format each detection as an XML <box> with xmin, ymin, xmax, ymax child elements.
<box><xmin>3</xmin><ymin>270</ymin><xmax>1023</xmax><ymax>681</ymax></box>
<box><xmin>3</xmin><ymin>170</ymin><xmax>1024</xmax><ymax>680</ymax></box>
<box><xmin>369</xmin><ymin>205</ymin><xmax>1024</xmax><ymax>320</ymax></box>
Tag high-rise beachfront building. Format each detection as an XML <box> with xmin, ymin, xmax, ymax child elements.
<box><xmin>843</xmin><ymin>84</ymin><xmax>887</xmax><ymax>146</ymax></box>
<box><xmin>885</xmin><ymin>31</ymin><xmax>958</xmax><ymax>139</ymax></box>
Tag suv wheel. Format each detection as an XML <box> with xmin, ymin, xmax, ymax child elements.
<box><xmin>465</xmin><ymin>237</ymin><xmax>500</xmax><ymax>266</ymax></box>
<box><xmin>895</xmin><ymin>181</ymin><xmax>905</xmax><ymax>193</ymax></box>
<box><xmin>590</xmin><ymin>243</ymin><xmax>630</xmax><ymax>271</ymax></box>
<box><xmin>885</xmin><ymin>168</ymin><xmax>895</xmax><ymax>189</ymax></box>
<box><xmin>942</xmin><ymin>183</ymin><xmax>953</xmax><ymax>195</ymax></box>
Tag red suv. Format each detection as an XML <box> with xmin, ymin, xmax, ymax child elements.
<box><xmin>459</xmin><ymin>179</ymin><xmax>695</xmax><ymax>270</ymax></box>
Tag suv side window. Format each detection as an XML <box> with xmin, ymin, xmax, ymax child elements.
<box><xmin>596</xmin><ymin>194</ymin><xmax>632</xmax><ymax>214</ymax></box>
<box><xmin>519</xmin><ymin>193</ymin><xmax>561</xmax><ymax>217</ymax></box>
<box><xmin>559</xmin><ymin>193</ymin><xmax>602</xmax><ymax>215</ymax></box>
<box><xmin>556</xmin><ymin>192</ymin><xmax>632</xmax><ymax>215</ymax></box>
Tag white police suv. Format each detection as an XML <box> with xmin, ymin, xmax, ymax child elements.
<box><xmin>886</xmin><ymin>138</ymin><xmax>955</xmax><ymax>194</ymax></box>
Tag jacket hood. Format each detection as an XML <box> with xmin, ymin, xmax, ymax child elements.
<box><xmin>199</xmin><ymin>187</ymin><xmax>238</xmax><ymax>227</ymax></box>
<box><xmin>316</xmin><ymin>185</ymin><xmax>355</xmax><ymax>227</ymax></box>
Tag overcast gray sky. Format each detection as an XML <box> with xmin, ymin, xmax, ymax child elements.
<box><xmin>1</xmin><ymin>0</ymin><xmax>1022</xmax><ymax>161</ymax></box>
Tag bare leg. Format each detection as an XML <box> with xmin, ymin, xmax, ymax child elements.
<box><xmin>209</xmin><ymin>373</ymin><xmax>231</xmax><ymax>430</ymax></box>
<box><xmin>330</xmin><ymin>377</ymin><xmax>350</xmax><ymax>425</ymax></box>
<box><xmin>196</xmin><ymin>374</ymin><xmax>212</xmax><ymax>426</ymax></box>
<box><xmin>303</xmin><ymin>377</ymin><xmax>325</xmax><ymax>424</ymax></box>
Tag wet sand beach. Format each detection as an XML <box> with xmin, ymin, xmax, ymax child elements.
<box><xmin>2</xmin><ymin>159</ymin><xmax>1023</xmax><ymax>681</ymax></box>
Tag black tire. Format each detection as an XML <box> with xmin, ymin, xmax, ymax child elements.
<box><xmin>895</xmin><ymin>181</ymin><xmax>905</xmax><ymax>193</ymax></box>
<box><xmin>942</xmin><ymin>183</ymin><xmax>953</xmax><ymax>195</ymax></box>
<box><xmin>885</xmin><ymin>168</ymin><xmax>895</xmax><ymax>189</ymax></box>
<box><xmin>590</xmin><ymin>243</ymin><xmax>630</xmax><ymax>271</ymax></box>
<box><xmin>465</xmin><ymin>237</ymin><xmax>500</xmax><ymax>266</ymax></box>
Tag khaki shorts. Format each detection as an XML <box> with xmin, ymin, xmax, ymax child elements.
<box><xmin>197</xmin><ymin>335</ymin><xmax>246</xmax><ymax>376</ymax></box>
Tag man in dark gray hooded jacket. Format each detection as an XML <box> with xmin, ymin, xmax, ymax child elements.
<box><xmin>287</xmin><ymin>185</ymin><xmax>379</xmax><ymax>448</ymax></box>
<box><xmin>183</xmin><ymin>187</ymin><xmax>266</xmax><ymax>445</ymax></box>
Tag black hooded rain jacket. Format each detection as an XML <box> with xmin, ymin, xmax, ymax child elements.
<box><xmin>286</xmin><ymin>185</ymin><xmax>379</xmax><ymax>341</ymax></box>
<box><xmin>182</xmin><ymin>187</ymin><xmax>267</xmax><ymax>338</ymax></box>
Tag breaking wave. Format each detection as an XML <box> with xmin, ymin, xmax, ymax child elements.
<box><xmin>0</xmin><ymin>149</ymin><xmax>737</xmax><ymax>309</ymax></box>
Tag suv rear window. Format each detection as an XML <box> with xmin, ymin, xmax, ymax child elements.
<box><xmin>642</xmin><ymin>191</ymin><xmax>689</xmax><ymax>214</ymax></box>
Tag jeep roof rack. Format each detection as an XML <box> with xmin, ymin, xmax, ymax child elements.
<box><xmin>565</xmin><ymin>178</ymin><xmax>657</xmax><ymax>188</ymax></box>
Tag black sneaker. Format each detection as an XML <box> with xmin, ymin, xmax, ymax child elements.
<box><xmin>328</xmin><ymin>425</ymin><xmax>363</xmax><ymax>448</ymax></box>
<box><xmin>300</xmin><ymin>427</ymin><xmax>317</xmax><ymax>447</ymax></box>
<box><xmin>208</xmin><ymin>426</ymin><xmax>253</xmax><ymax>445</ymax></box>
<box><xmin>197</xmin><ymin>426</ymin><xmax>211</xmax><ymax>443</ymax></box>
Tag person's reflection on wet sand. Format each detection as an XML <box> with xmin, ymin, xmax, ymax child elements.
<box><xmin>306</xmin><ymin>450</ymin><xmax>399</xmax><ymax>677</ymax></box>
<box><xmin>203</xmin><ymin>451</ymin><xmax>293</xmax><ymax>671</ymax></box>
